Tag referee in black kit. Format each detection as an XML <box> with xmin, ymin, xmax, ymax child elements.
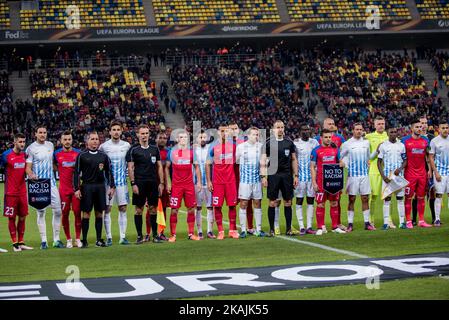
<box><xmin>74</xmin><ymin>131</ymin><xmax>115</xmax><ymax>248</ymax></box>
<box><xmin>261</xmin><ymin>120</ymin><xmax>299</xmax><ymax>237</ymax></box>
<box><xmin>126</xmin><ymin>124</ymin><xmax>165</xmax><ymax>244</ymax></box>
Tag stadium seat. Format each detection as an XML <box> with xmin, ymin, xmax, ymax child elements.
<box><xmin>20</xmin><ymin>0</ymin><xmax>147</xmax><ymax>30</ymax></box>
<box><xmin>153</xmin><ymin>0</ymin><xmax>280</xmax><ymax>25</ymax></box>
<box><xmin>0</xmin><ymin>0</ymin><xmax>10</xmax><ymax>30</ymax></box>
<box><xmin>285</xmin><ymin>0</ymin><xmax>411</xmax><ymax>22</ymax></box>
<box><xmin>416</xmin><ymin>0</ymin><xmax>449</xmax><ymax>19</ymax></box>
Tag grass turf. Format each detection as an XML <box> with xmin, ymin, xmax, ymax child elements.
<box><xmin>0</xmin><ymin>183</ymin><xmax>448</xmax><ymax>299</ymax></box>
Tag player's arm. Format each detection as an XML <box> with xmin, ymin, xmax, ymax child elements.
<box><xmin>339</xmin><ymin>143</ymin><xmax>348</xmax><ymax>166</ymax></box>
<box><xmin>73</xmin><ymin>153</ymin><xmax>82</xmax><ymax>199</ymax></box>
<box><xmin>164</xmin><ymin>160</ymin><xmax>172</xmax><ymax>194</ymax></box>
<box><xmin>157</xmin><ymin>160</ymin><xmax>164</xmax><ymax>196</ymax></box>
<box><xmin>25</xmin><ymin>149</ymin><xmax>38</xmax><ymax>180</ymax></box>
<box><xmin>291</xmin><ymin>151</ymin><xmax>299</xmax><ymax>188</ymax></box>
<box><xmin>260</xmin><ymin>152</ymin><xmax>268</xmax><ymax>188</ymax></box>
<box><xmin>126</xmin><ymin>147</ymin><xmax>139</xmax><ymax>194</ymax></box>
<box><xmin>426</xmin><ymin>142</ymin><xmax>432</xmax><ymax>179</ymax></box>
<box><xmin>105</xmin><ymin>155</ymin><xmax>115</xmax><ymax>199</ymax></box>
<box><xmin>194</xmin><ymin>163</ymin><xmax>202</xmax><ymax>192</ymax></box>
<box><xmin>428</xmin><ymin>140</ymin><xmax>439</xmax><ymax>181</ymax></box>
<box><xmin>310</xmin><ymin>148</ymin><xmax>318</xmax><ymax>191</ymax></box>
<box><xmin>206</xmin><ymin>147</ymin><xmax>214</xmax><ymax>192</ymax></box>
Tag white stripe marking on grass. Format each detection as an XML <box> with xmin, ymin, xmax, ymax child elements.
<box><xmin>179</xmin><ymin>210</ymin><xmax>368</xmax><ymax>259</ymax></box>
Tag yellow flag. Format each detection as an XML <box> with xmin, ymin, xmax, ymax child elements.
<box><xmin>156</xmin><ymin>198</ymin><xmax>166</xmax><ymax>231</ymax></box>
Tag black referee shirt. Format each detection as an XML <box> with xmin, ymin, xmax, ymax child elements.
<box><xmin>263</xmin><ymin>137</ymin><xmax>296</xmax><ymax>175</ymax></box>
<box><xmin>73</xmin><ymin>149</ymin><xmax>115</xmax><ymax>191</ymax></box>
<box><xmin>126</xmin><ymin>144</ymin><xmax>160</xmax><ymax>182</ymax></box>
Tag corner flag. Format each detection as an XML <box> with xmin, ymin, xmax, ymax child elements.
<box><xmin>157</xmin><ymin>198</ymin><xmax>166</xmax><ymax>234</ymax></box>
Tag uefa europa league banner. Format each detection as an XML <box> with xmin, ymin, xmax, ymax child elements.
<box><xmin>28</xmin><ymin>178</ymin><xmax>51</xmax><ymax>210</ymax></box>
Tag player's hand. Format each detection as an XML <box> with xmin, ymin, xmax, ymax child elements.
<box><xmin>159</xmin><ymin>183</ymin><xmax>165</xmax><ymax>197</ymax></box>
<box><xmin>207</xmin><ymin>181</ymin><xmax>213</xmax><ymax>193</ymax></box>
<box><xmin>428</xmin><ymin>170</ymin><xmax>433</xmax><ymax>180</ymax></box>
<box><xmin>196</xmin><ymin>183</ymin><xmax>202</xmax><ymax>192</ymax></box>
<box><xmin>166</xmin><ymin>183</ymin><xmax>171</xmax><ymax>194</ymax></box>
<box><xmin>339</xmin><ymin>160</ymin><xmax>345</xmax><ymax>168</ymax></box>
<box><xmin>376</xmin><ymin>143</ymin><xmax>381</xmax><ymax>154</ymax></box>
<box><xmin>394</xmin><ymin>169</ymin><xmax>401</xmax><ymax>176</ymax></box>
<box><xmin>312</xmin><ymin>182</ymin><xmax>319</xmax><ymax>192</ymax></box>
<box><xmin>75</xmin><ymin>190</ymin><xmax>82</xmax><ymax>200</ymax></box>
<box><xmin>108</xmin><ymin>187</ymin><xmax>115</xmax><ymax>200</ymax></box>
<box><xmin>28</xmin><ymin>172</ymin><xmax>38</xmax><ymax>180</ymax></box>
<box><xmin>293</xmin><ymin>176</ymin><xmax>299</xmax><ymax>188</ymax></box>
<box><xmin>132</xmin><ymin>185</ymin><xmax>139</xmax><ymax>195</ymax></box>
<box><xmin>262</xmin><ymin>177</ymin><xmax>268</xmax><ymax>188</ymax></box>
<box><xmin>435</xmin><ymin>172</ymin><xmax>442</xmax><ymax>182</ymax></box>
<box><xmin>382</xmin><ymin>177</ymin><xmax>391</xmax><ymax>184</ymax></box>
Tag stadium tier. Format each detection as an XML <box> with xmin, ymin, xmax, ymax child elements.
<box><xmin>20</xmin><ymin>0</ymin><xmax>147</xmax><ymax>30</ymax></box>
<box><xmin>416</xmin><ymin>0</ymin><xmax>449</xmax><ymax>19</ymax></box>
<box><xmin>0</xmin><ymin>0</ymin><xmax>10</xmax><ymax>30</ymax></box>
<box><xmin>430</xmin><ymin>51</ymin><xmax>449</xmax><ymax>86</ymax></box>
<box><xmin>153</xmin><ymin>0</ymin><xmax>280</xmax><ymax>25</ymax></box>
<box><xmin>286</xmin><ymin>0</ymin><xmax>411</xmax><ymax>22</ymax></box>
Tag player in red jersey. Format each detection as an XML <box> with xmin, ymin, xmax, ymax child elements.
<box><xmin>229</xmin><ymin>123</ymin><xmax>255</xmax><ymax>235</ymax></box>
<box><xmin>145</xmin><ymin>132</ymin><xmax>170</xmax><ymax>241</ymax></box>
<box><xmin>310</xmin><ymin>129</ymin><xmax>346</xmax><ymax>235</ymax></box>
<box><xmin>0</xmin><ymin>133</ymin><xmax>33</xmax><ymax>252</ymax></box>
<box><xmin>401</xmin><ymin>118</ymin><xmax>433</xmax><ymax>229</ymax></box>
<box><xmin>165</xmin><ymin>131</ymin><xmax>202</xmax><ymax>242</ymax></box>
<box><xmin>54</xmin><ymin>131</ymin><xmax>81</xmax><ymax>248</ymax></box>
<box><xmin>206</xmin><ymin>124</ymin><xmax>239</xmax><ymax>240</ymax></box>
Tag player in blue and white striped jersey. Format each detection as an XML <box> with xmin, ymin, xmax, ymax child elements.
<box><xmin>25</xmin><ymin>125</ymin><xmax>63</xmax><ymax>249</ymax></box>
<box><xmin>429</xmin><ymin>119</ymin><xmax>449</xmax><ymax>227</ymax></box>
<box><xmin>236</xmin><ymin>127</ymin><xmax>265</xmax><ymax>238</ymax></box>
<box><xmin>294</xmin><ymin>124</ymin><xmax>319</xmax><ymax>235</ymax></box>
<box><xmin>193</xmin><ymin>131</ymin><xmax>214</xmax><ymax>239</ymax></box>
<box><xmin>377</xmin><ymin>125</ymin><xmax>408</xmax><ymax>230</ymax></box>
<box><xmin>99</xmin><ymin>120</ymin><xmax>131</xmax><ymax>246</ymax></box>
<box><xmin>340</xmin><ymin>123</ymin><xmax>373</xmax><ymax>231</ymax></box>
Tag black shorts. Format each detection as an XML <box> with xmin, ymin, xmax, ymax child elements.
<box><xmin>267</xmin><ymin>173</ymin><xmax>293</xmax><ymax>201</ymax></box>
<box><xmin>132</xmin><ymin>180</ymin><xmax>159</xmax><ymax>207</ymax></box>
<box><xmin>80</xmin><ymin>184</ymin><xmax>107</xmax><ymax>213</ymax></box>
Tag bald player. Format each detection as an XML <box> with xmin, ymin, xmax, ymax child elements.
<box><xmin>365</xmin><ymin>116</ymin><xmax>391</xmax><ymax>228</ymax></box>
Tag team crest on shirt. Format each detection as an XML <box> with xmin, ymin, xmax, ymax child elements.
<box><xmin>14</xmin><ymin>163</ymin><xmax>25</xmax><ymax>169</ymax></box>
<box><xmin>151</xmin><ymin>156</ymin><xmax>157</xmax><ymax>164</ymax></box>
<box><xmin>284</xmin><ymin>149</ymin><xmax>290</xmax><ymax>157</ymax></box>
<box><xmin>99</xmin><ymin>163</ymin><xmax>104</xmax><ymax>171</ymax></box>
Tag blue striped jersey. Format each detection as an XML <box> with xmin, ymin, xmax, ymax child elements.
<box><xmin>377</xmin><ymin>140</ymin><xmax>407</xmax><ymax>177</ymax></box>
<box><xmin>430</xmin><ymin>135</ymin><xmax>449</xmax><ymax>177</ymax></box>
<box><xmin>236</xmin><ymin>141</ymin><xmax>262</xmax><ymax>184</ymax></box>
<box><xmin>99</xmin><ymin>139</ymin><xmax>131</xmax><ymax>187</ymax></box>
<box><xmin>294</xmin><ymin>138</ymin><xmax>319</xmax><ymax>182</ymax></box>
<box><xmin>25</xmin><ymin>141</ymin><xmax>56</xmax><ymax>186</ymax></box>
<box><xmin>193</xmin><ymin>145</ymin><xmax>209</xmax><ymax>185</ymax></box>
<box><xmin>340</xmin><ymin>137</ymin><xmax>370</xmax><ymax>177</ymax></box>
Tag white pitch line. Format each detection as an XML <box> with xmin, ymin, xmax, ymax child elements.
<box><xmin>178</xmin><ymin>209</ymin><xmax>368</xmax><ymax>259</ymax></box>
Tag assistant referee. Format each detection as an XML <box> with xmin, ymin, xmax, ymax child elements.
<box><xmin>74</xmin><ymin>131</ymin><xmax>115</xmax><ymax>248</ymax></box>
<box><xmin>261</xmin><ymin>120</ymin><xmax>299</xmax><ymax>237</ymax></box>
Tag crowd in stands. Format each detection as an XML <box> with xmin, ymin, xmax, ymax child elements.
<box><xmin>153</xmin><ymin>0</ymin><xmax>280</xmax><ymax>25</ymax></box>
<box><xmin>0</xmin><ymin>65</ymin><xmax>167</xmax><ymax>154</ymax></box>
<box><xmin>428</xmin><ymin>49</ymin><xmax>449</xmax><ymax>88</ymax></box>
<box><xmin>20</xmin><ymin>0</ymin><xmax>146</xmax><ymax>30</ymax></box>
<box><xmin>0</xmin><ymin>0</ymin><xmax>10</xmax><ymax>30</ymax></box>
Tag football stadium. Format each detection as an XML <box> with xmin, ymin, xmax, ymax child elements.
<box><xmin>0</xmin><ymin>0</ymin><xmax>449</xmax><ymax>304</ymax></box>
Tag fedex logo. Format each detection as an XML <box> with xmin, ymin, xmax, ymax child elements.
<box><xmin>323</xmin><ymin>156</ymin><xmax>335</xmax><ymax>161</ymax></box>
<box><xmin>62</xmin><ymin>161</ymin><xmax>76</xmax><ymax>167</ymax></box>
<box><xmin>14</xmin><ymin>163</ymin><xmax>25</xmax><ymax>169</ymax></box>
<box><xmin>411</xmin><ymin>148</ymin><xmax>424</xmax><ymax>154</ymax></box>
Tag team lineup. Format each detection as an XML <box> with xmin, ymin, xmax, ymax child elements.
<box><xmin>0</xmin><ymin>115</ymin><xmax>446</xmax><ymax>252</ymax></box>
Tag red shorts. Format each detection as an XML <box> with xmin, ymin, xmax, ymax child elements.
<box><xmin>3</xmin><ymin>194</ymin><xmax>28</xmax><ymax>218</ymax></box>
<box><xmin>213</xmin><ymin>182</ymin><xmax>238</xmax><ymax>207</ymax></box>
<box><xmin>60</xmin><ymin>191</ymin><xmax>81</xmax><ymax>215</ymax></box>
<box><xmin>161</xmin><ymin>190</ymin><xmax>170</xmax><ymax>209</ymax></box>
<box><xmin>405</xmin><ymin>175</ymin><xmax>427</xmax><ymax>198</ymax></box>
<box><xmin>170</xmin><ymin>185</ymin><xmax>197</xmax><ymax>209</ymax></box>
<box><xmin>315</xmin><ymin>191</ymin><xmax>340</xmax><ymax>204</ymax></box>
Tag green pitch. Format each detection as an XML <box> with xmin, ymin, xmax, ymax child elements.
<box><xmin>0</xmin><ymin>183</ymin><xmax>448</xmax><ymax>299</ymax></box>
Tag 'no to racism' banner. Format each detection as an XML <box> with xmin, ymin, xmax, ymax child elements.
<box><xmin>28</xmin><ymin>178</ymin><xmax>51</xmax><ymax>210</ymax></box>
<box><xmin>323</xmin><ymin>164</ymin><xmax>344</xmax><ymax>194</ymax></box>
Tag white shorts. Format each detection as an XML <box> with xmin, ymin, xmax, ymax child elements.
<box><xmin>106</xmin><ymin>185</ymin><xmax>129</xmax><ymax>206</ymax></box>
<box><xmin>196</xmin><ymin>186</ymin><xmax>212</xmax><ymax>207</ymax></box>
<box><xmin>50</xmin><ymin>184</ymin><xmax>61</xmax><ymax>212</ymax></box>
<box><xmin>294</xmin><ymin>181</ymin><xmax>315</xmax><ymax>198</ymax></box>
<box><xmin>381</xmin><ymin>180</ymin><xmax>405</xmax><ymax>198</ymax></box>
<box><xmin>434</xmin><ymin>174</ymin><xmax>449</xmax><ymax>194</ymax></box>
<box><xmin>347</xmin><ymin>176</ymin><xmax>371</xmax><ymax>196</ymax></box>
<box><xmin>239</xmin><ymin>182</ymin><xmax>263</xmax><ymax>200</ymax></box>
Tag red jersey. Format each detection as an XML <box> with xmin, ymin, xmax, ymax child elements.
<box><xmin>401</xmin><ymin>135</ymin><xmax>429</xmax><ymax>177</ymax></box>
<box><xmin>168</xmin><ymin>147</ymin><xmax>194</xmax><ymax>185</ymax></box>
<box><xmin>1</xmin><ymin>149</ymin><xmax>27</xmax><ymax>196</ymax></box>
<box><xmin>315</xmin><ymin>133</ymin><xmax>346</xmax><ymax>148</ymax></box>
<box><xmin>54</xmin><ymin>147</ymin><xmax>80</xmax><ymax>194</ymax></box>
<box><xmin>159</xmin><ymin>147</ymin><xmax>169</xmax><ymax>165</ymax></box>
<box><xmin>208</xmin><ymin>140</ymin><xmax>236</xmax><ymax>185</ymax></box>
<box><xmin>310</xmin><ymin>145</ymin><xmax>340</xmax><ymax>189</ymax></box>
